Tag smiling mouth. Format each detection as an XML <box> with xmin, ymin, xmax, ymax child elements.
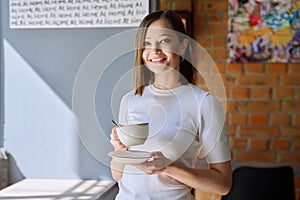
<box><xmin>150</xmin><ymin>57</ymin><xmax>166</xmax><ymax>64</ymax></box>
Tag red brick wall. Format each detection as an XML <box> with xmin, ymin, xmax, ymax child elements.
<box><xmin>160</xmin><ymin>0</ymin><xmax>300</xmax><ymax>199</ymax></box>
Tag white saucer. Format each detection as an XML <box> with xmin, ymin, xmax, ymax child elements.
<box><xmin>108</xmin><ymin>150</ymin><xmax>151</xmax><ymax>164</ymax></box>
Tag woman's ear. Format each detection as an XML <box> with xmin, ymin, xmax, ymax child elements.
<box><xmin>180</xmin><ymin>39</ymin><xmax>189</xmax><ymax>55</ymax></box>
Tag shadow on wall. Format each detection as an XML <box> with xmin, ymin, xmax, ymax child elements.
<box><xmin>7</xmin><ymin>153</ymin><xmax>25</xmax><ymax>185</ymax></box>
<box><xmin>0</xmin><ymin>149</ymin><xmax>9</xmax><ymax>188</ymax></box>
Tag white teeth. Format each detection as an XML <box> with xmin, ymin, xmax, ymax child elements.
<box><xmin>151</xmin><ymin>58</ymin><xmax>164</xmax><ymax>62</ymax></box>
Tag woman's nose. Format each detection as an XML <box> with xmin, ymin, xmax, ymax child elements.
<box><xmin>152</xmin><ymin>42</ymin><xmax>162</xmax><ymax>52</ymax></box>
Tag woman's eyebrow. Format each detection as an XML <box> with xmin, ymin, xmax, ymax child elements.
<box><xmin>145</xmin><ymin>33</ymin><xmax>173</xmax><ymax>39</ymax></box>
<box><xmin>159</xmin><ymin>33</ymin><xmax>172</xmax><ymax>37</ymax></box>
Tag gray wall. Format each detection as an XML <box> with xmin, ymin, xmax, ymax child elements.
<box><xmin>0</xmin><ymin>2</ymin><xmax>4</xmax><ymax>148</ymax></box>
<box><xmin>1</xmin><ymin>0</ymin><xmax>137</xmax><ymax>184</ymax></box>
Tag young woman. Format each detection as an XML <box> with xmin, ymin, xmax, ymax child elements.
<box><xmin>110</xmin><ymin>10</ymin><xmax>232</xmax><ymax>200</ymax></box>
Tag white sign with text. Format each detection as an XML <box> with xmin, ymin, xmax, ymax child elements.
<box><xmin>10</xmin><ymin>0</ymin><xmax>149</xmax><ymax>29</ymax></box>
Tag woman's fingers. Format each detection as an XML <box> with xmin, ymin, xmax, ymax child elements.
<box><xmin>110</xmin><ymin>128</ymin><xmax>127</xmax><ymax>150</ymax></box>
<box><xmin>150</xmin><ymin>151</ymin><xmax>164</xmax><ymax>158</ymax></box>
<box><xmin>132</xmin><ymin>151</ymin><xmax>170</xmax><ymax>174</ymax></box>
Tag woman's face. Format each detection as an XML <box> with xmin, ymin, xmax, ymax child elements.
<box><xmin>142</xmin><ymin>19</ymin><xmax>186</xmax><ymax>74</ymax></box>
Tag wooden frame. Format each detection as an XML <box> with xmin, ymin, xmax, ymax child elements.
<box><xmin>175</xmin><ymin>10</ymin><xmax>193</xmax><ymax>38</ymax></box>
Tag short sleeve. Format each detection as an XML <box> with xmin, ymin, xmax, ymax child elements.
<box><xmin>198</xmin><ymin>94</ymin><xmax>231</xmax><ymax>164</ymax></box>
<box><xmin>118</xmin><ymin>93</ymin><xmax>131</xmax><ymax>125</ymax></box>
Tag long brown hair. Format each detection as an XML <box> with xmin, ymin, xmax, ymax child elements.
<box><xmin>134</xmin><ymin>10</ymin><xmax>194</xmax><ymax>96</ymax></box>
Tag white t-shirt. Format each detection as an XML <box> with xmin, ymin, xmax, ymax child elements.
<box><xmin>115</xmin><ymin>84</ymin><xmax>231</xmax><ymax>200</ymax></box>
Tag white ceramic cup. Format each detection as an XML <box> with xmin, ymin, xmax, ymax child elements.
<box><xmin>116</xmin><ymin>123</ymin><xmax>149</xmax><ymax>147</ymax></box>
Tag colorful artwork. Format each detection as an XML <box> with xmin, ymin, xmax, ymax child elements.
<box><xmin>228</xmin><ymin>0</ymin><xmax>300</xmax><ymax>63</ymax></box>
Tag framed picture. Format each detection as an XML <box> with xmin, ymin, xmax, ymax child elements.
<box><xmin>228</xmin><ymin>0</ymin><xmax>300</xmax><ymax>63</ymax></box>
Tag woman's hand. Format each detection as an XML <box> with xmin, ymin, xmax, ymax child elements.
<box><xmin>110</xmin><ymin>127</ymin><xmax>127</xmax><ymax>150</ymax></box>
<box><xmin>132</xmin><ymin>152</ymin><xmax>172</xmax><ymax>174</ymax></box>
<box><xmin>110</xmin><ymin>127</ymin><xmax>127</xmax><ymax>181</ymax></box>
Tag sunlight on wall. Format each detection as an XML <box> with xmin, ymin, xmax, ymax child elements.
<box><xmin>3</xmin><ymin>39</ymin><xmax>81</xmax><ymax>180</ymax></box>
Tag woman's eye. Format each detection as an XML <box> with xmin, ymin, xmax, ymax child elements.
<box><xmin>143</xmin><ymin>42</ymin><xmax>151</xmax><ymax>47</ymax></box>
<box><xmin>160</xmin><ymin>39</ymin><xmax>170</xmax><ymax>44</ymax></box>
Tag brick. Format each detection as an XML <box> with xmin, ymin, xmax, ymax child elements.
<box><xmin>249</xmin><ymin>114</ymin><xmax>269</xmax><ymax>125</ymax></box>
<box><xmin>194</xmin><ymin>61</ymin><xmax>210</xmax><ymax>74</ymax></box>
<box><xmin>289</xmin><ymin>63</ymin><xmax>300</xmax><ymax>73</ymax></box>
<box><xmin>237</xmin><ymin>75</ymin><xmax>277</xmax><ymax>85</ymax></box>
<box><xmin>174</xmin><ymin>1</ymin><xmax>191</xmax><ymax>10</ymax></box>
<box><xmin>267</xmin><ymin>63</ymin><xmax>287</xmax><ymax>73</ymax></box>
<box><xmin>193</xmin><ymin>13</ymin><xmax>206</xmax><ymax>26</ymax></box>
<box><xmin>273</xmin><ymin>87</ymin><xmax>294</xmax><ymax>99</ymax></box>
<box><xmin>214</xmin><ymin>89</ymin><xmax>229</xmax><ymax>101</ymax></box>
<box><xmin>249</xmin><ymin>139</ymin><xmax>269</xmax><ymax>150</ymax></box>
<box><xmin>238</xmin><ymin>101</ymin><xmax>280</xmax><ymax>112</ymax></box>
<box><xmin>271</xmin><ymin>139</ymin><xmax>290</xmax><ymax>150</ymax></box>
<box><xmin>200</xmin><ymin>74</ymin><xmax>228</xmax><ymax>86</ymax></box>
<box><xmin>203</xmin><ymin>1</ymin><xmax>228</xmax><ymax>11</ymax></box>
<box><xmin>196</xmin><ymin>37</ymin><xmax>212</xmax><ymax>48</ymax></box>
<box><xmin>282</xmin><ymin>127</ymin><xmax>300</xmax><ymax>138</ymax></box>
<box><xmin>244</xmin><ymin>63</ymin><xmax>265</xmax><ymax>73</ymax></box>
<box><xmin>227</xmin><ymin>63</ymin><xmax>243</xmax><ymax>73</ymax></box>
<box><xmin>213</xmin><ymin>36</ymin><xmax>226</xmax><ymax>48</ymax></box>
<box><xmin>206</xmin><ymin>49</ymin><xmax>228</xmax><ymax>60</ymax></box>
<box><xmin>235</xmin><ymin>151</ymin><xmax>276</xmax><ymax>162</ymax></box>
<box><xmin>222</xmin><ymin>102</ymin><xmax>230</xmax><ymax>112</ymax></box>
<box><xmin>226</xmin><ymin>101</ymin><xmax>237</xmax><ymax>112</ymax></box>
<box><xmin>230</xmin><ymin>137</ymin><xmax>247</xmax><ymax>149</ymax></box>
<box><xmin>213</xmin><ymin>62</ymin><xmax>225</xmax><ymax>73</ymax></box>
<box><xmin>229</xmin><ymin>113</ymin><xmax>247</xmax><ymax>125</ymax></box>
<box><xmin>207</xmin><ymin>12</ymin><xmax>226</xmax><ymax>24</ymax></box>
<box><xmin>293</xmin><ymin>114</ymin><xmax>300</xmax><ymax>125</ymax></box>
<box><xmin>194</xmin><ymin>24</ymin><xmax>205</xmax><ymax>36</ymax></box>
<box><xmin>271</xmin><ymin>113</ymin><xmax>291</xmax><ymax>126</ymax></box>
<box><xmin>160</xmin><ymin>1</ymin><xmax>172</xmax><ymax>10</ymax></box>
<box><xmin>278</xmin><ymin>152</ymin><xmax>300</xmax><ymax>163</ymax></box>
<box><xmin>226</xmin><ymin>125</ymin><xmax>236</xmax><ymax>136</ymax></box>
<box><xmin>205</xmin><ymin>24</ymin><xmax>228</xmax><ymax>36</ymax></box>
<box><xmin>251</xmin><ymin>87</ymin><xmax>271</xmax><ymax>99</ymax></box>
<box><xmin>292</xmin><ymin>140</ymin><xmax>300</xmax><ymax>150</ymax></box>
<box><xmin>238</xmin><ymin>126</ymin><xmax>279</xmax><ymax>137</ymax></box>
<box><xmin>283</xmin><ymin>100</ymin><xmax>300</xmax><ymax>111</ymax></box>
<box><xmin>231</xmin><ymin>87</ymin><xmax>249</xmax><ymax>99</ymax></box>
<box><xmin>193</xmin><ymin>1</ymin><xmax>203</xmax><ymax>10</ymax></box>
<box><xmin>193</xmin><ymin>46</ymin><xmax>212</xmax><ymax>58</ymax></box>
<box><xmin>281</xmin><ymin>75</ymin><xmax>300</xmax><ymax>85</ymax></box>
<box><xmin>222</xmin><ymin>74</ymin><xmax>236</xmax><ymax>86</ymax></box>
